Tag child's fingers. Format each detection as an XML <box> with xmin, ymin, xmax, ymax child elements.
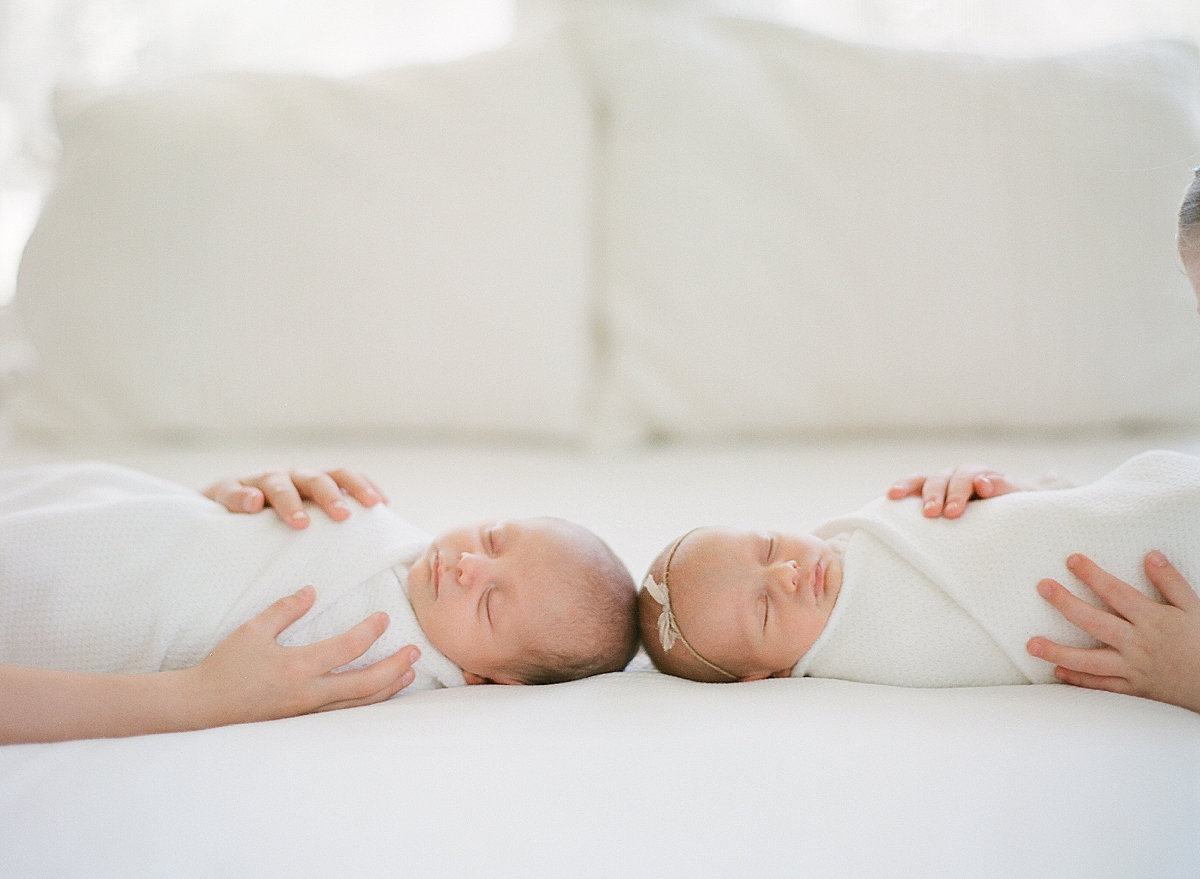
<box><xmin>363</xmin><ymin>475</ymin><xmax>389</xmax><ymax>505</ymax></box>
<box><xmin>327</xmin><ymin>468</ymin><xmax>387</xmax><ymax>507</ymax></box>
<box><xmin>313</xmin><ymin>651</ymin><xmax>419</xmax><ymax>712</ymax></box>
<box><xmin>318</xmin><ymin>669</ymin><xmax>415</xmax><ymax>712</ymax></box>
<box><xmin>942</xmin><ymin>467</ymin><xmax>986</xmax><ymax>518</ymax></box>
<box><xmin>1035</xmin><ymin>577</ymin><xmax>1130</xmax><ymax>647</ymax></box>
<box><xmin>920</xmin><ymin>469</ymin><xmax>953</xmax><ymax>517</ymax></box>
<box><xmin>203</xmin><ymin>478</ymin><xmax>266</xmax><ymax>513</ymax></box>
<box><xmin>973</xmin><ymin>472</ymin><xmax>1018</xmax><ymax>499</ymax></box>
<box><xmin>247</xmin><ymin>585</ymin><xmax>318</xmax><ymax>639</ymax></box>
<box><xmin>1051</xmin><ymin>664</ymin><xmax>1135</xmax><ymax>696</ymax></box>
<box><xmin>887</xmin><ymin>474</ymin><xmax>927</xmax><ymax>500</ymax></box>
<box><xmin>1065</xmin><ymin>554</ymin><xmax>1156</xmax><ymax>625</ymax></box>
<box><xmin>1144</xmin><ymin>551</ymin><xmax>1200</xmax><ymax>613</ymax></box>
<box><xmin>289</xmin><ymin>470</ymin><xmax>352</xmax><ymax>521</ymax></box>
<box><xmin>1026</xmin><ymin>636</ymin><xmax>1126</xmax><ymax>679</ymax></box>
<box><xmin>305</xmin><ymin>612</ymin><xmax>396</xmax><ymax>673</ymax></box>
<box><xmin>242</xmin><ymin>471</ymin><xmax>310</xmax><ymax>528</ymax></box>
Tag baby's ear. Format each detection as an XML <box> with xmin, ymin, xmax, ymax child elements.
<box><xmin>462</xmin><ymin>671</ymin><xmax>525</xmax><ymax>686</ymax></box>
<box><xmin>739</xmin><ymin>670</ymin><xmax>774</xmax><ymax>682</ymax></box>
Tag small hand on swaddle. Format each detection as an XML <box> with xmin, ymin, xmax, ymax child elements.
<box><xmin>0</xmin><ymin>585</ymin><xmax>417</xmax><ymax>744</ymax></box>
<box><xmin>1027</xmin><ymin>552</ymin><xmax>1200</xmax><ymax>714</ymax></box>
<box><xmin>205</xmin><ymin>467</ymin><xmax>389</xmax><ymax>529</ymax></box>
<box><xmin>887</xmin><ymin>464</ymin><xmax>1021</xmax><ymax>519</ymax></box>
<box><xmin>191</xmin><ymin>584</ymin><xmax>418</xmax><ymax>723</ymax></box>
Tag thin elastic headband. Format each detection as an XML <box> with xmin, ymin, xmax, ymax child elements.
<box><xmin>641</xmin><ymin>529</ymin><xmax>739</xmax><ymax>681</ymax></box>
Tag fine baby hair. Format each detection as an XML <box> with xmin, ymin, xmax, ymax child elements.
<box><xmin>508</xmin><ymin>521</ymin><xmax>638</xmax><ymax>685</ymax></box>
<box><xmin>1181</xmin><ymin>167</ymin><xmax>1200</xmax><ymax>304</ymax></box>
<box><xmin>1180</xmin><ymin>167</ymin><xmax>1200</xmax><ymax>246</ymax></box>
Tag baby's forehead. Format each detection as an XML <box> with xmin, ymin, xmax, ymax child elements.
<box><xmin>674</xmin><ymin>527</ymin><xmax>759</xmax><ymax>572</ymax></box>
<box><xmin>666</xmin><ymin>528</ymin><xmax>775</xmax><ymax>608</ymax></box>
<box><xmin>511</xmin><ymin>517</ymin><xmax>596</xmax><ymax>559</ymax></box>
<box><xmin>502</xmin><ymin>518</ymin><xmax>597</xmax><ymax>584</ymax></box>
<box><xmin>512</xmin><ymin>515</ymin><xmax>574</xmax><ymax>540</ymax></box>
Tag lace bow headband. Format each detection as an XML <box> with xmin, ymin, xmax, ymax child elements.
<box><xmin>642</xmin><ymin>529</ymin><xmax>738</xmax><ymax>681</ymax></box>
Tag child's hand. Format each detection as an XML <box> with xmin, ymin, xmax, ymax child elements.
<box><xmin>1026</xmin><ymin>552</ymin><xmax>1200</xmax><ymax>714</ymax></box>
<box><xmin>204</xmin><ymin>468</ymin><xmax>389</xmax><ymax>529</ymax></box>
<box><xmin>189</xmin><ymin>586</ymin><xmax>419</xmax><ymax>725</ymax></box>
<box><xmin>887</xmin><ymin>465</ymin><xmax>1020</xmax><ymax>519</ymax></box>
<box><xmin>0</xmin><ymin>586</ymin><xmax>419</xmax><ymax>743</ymax></box>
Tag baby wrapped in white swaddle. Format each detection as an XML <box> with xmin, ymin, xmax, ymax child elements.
<box><xmin>640</xmin><ymin>450</ymin><xmax>1200</xmax><ymax>695</ymax></box>
<box><xmin>0</xmin><ymin>462</ymin><xmax>465</xmax><ymax>692</ymax></box>
<box><xmin>796</xmin><ymin>450</ymin><xmax>1200</xmax><ymax>685</ymax></box>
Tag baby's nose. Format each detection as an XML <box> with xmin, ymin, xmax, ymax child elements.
<box><xmin>773</xmin><ymin>560</ymin><xmax>801</xmax><ymax>594</ymax></box>
<box><xmin>456</xmin><ymin>552</ymin><xmax>488</xmax><ymax>590</ymax></box>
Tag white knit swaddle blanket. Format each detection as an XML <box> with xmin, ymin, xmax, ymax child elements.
<box><xmin>0</xmin><ymin>462</ymin><xmax>465</xmax><ymax>692</ymax></box>
<box><xmin>794</xmin><ymin>450</ymin><xmax>1200</xmax><ymax>687</ymax></box>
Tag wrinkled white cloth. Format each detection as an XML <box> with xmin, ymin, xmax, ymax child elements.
<box><xmin>795</xmin><ymin>450</ymin><xmax>1200</xmax><ymax>686</ymax></box>
<box><xmin>0</xmin><ymin>462</ymin><xmax>465</xmax><ymax>692</ymax></box>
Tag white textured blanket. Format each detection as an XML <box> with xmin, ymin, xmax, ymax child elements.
<box><xmin>798</xmin><ymin>450</ymin><xmax>1200</xmax><ymax>686</ymax></box>
<box><xmin>0</xmin><ymin>462</ymin><xmax>465</xmax><ymax>692</ymax></box>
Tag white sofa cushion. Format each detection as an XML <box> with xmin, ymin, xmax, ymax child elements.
<box><xmin>14</xmin><ymin>34</ymin><xmax>594</xmax><ymax>441</ymax></box>
<box><xmin>578</xmin><ymin>9</ymin><xmax>1200</xmax><ymax>439</ymax></box>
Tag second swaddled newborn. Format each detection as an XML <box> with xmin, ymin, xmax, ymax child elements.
<box><xmin>639</xmin><ymin>450</ymin><xmax>1199</xmax><ymax>689</ymax></box>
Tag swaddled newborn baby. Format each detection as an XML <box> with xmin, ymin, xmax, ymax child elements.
<box><xmin>0</xmin><ymin>461</ymin><xmax>637</xmax><ymax>693</ymax></box>
<box><xmin>638</xmin><ymin>450</ymin><xmax>1200</xmax><ymax>694</ymax></box>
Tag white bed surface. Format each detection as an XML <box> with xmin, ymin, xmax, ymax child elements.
<box><xmin>2</xmin><ymin>672</ymin><xmax>1198</xmax><ymax>878</ymax></box>
<box><xmin>2</xmin><ymin>433</ymin><xmax>1200</xmax><ymax>878</ymax></box>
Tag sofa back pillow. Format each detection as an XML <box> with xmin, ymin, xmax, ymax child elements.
<box><xmin>578</xmin><ymin>9</ymin><xmax>1200</xmax><ymax>439</ymax></box>
<box><xmin>14</xmin><ymin>34</ymin><xmax>593</xmax><ymax>441</ymax></box>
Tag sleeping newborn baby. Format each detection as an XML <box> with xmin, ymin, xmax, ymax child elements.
<box><xmin>0</xmin><ymin>462</ymin><xmax>637</xmax><ymax>693</ymax></box>
<box><xmin>638</xmin><ymin>450</ymin><xmax>1200</xmax><ymax>691</ymax></box>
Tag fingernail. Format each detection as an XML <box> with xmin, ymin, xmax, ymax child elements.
<box><xmin>1148</xmin><ymin>551</ymin><xmax>1167</xmax><ymax>567</ymax></box>
<box><xmin>1026</xmin><ymin>639</ymin><xmax>1042</xmax><ymax>657</ymax></box>
<box><xmin>408</xmin><ymin>647</ymin><xmax>421</xmax><ymax>663</ymax></box>
<box><xmin>1066</xmin><ymin>554</ymin><xmax>1081</xmax><ymax>569</ymax></box>
<box><xmin>1037</xmin><ymin>581</ymin><xmax>1052</xmax><ymax>598</ymax></box>
<box><xmin>401</xmin><ymin>670</ymin><xmax>415</xmax><ymax>685</ymax></box>
<box><xmin>333</xmin><ymin>500</ymin><xmax>349</xmax><ymax>513</ymax></box>
<box><xmin>292</xmin><ymin>510</ymin><xmax>308</xmax><ymax>522</ymax></box>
